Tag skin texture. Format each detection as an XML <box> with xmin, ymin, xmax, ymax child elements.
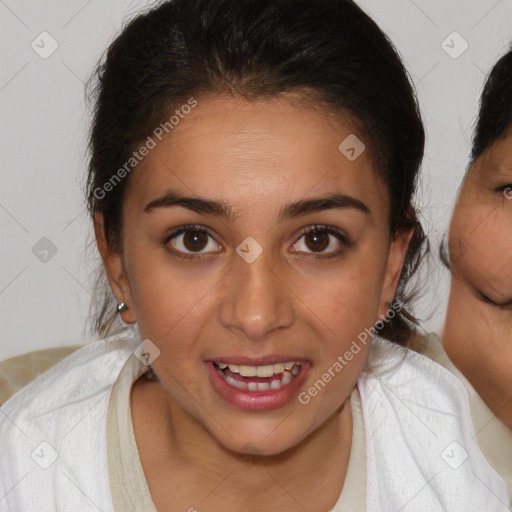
<box><xmin>444</xmin><ymin>128</ymin><xmax>512</xmax><ymax>429</ymax></box>
<box><xmin>94</xmin><ymin>91</ymin><xmax>412</xmax><ymax>511</ymax></box>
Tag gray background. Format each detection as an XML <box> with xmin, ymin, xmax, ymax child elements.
<box><xmin>1</xmin><ymin>0</ymin><xmax>511</xmax><ymax>360</ymax></box>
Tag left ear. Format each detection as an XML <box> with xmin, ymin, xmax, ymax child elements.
<box><xmin>377</xmin><ymin>227</ymin><xmax>414</xmax><ymax>319</ymax></box>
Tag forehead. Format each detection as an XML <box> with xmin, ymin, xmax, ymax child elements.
<box><xmin>470</xmin><ymin>129</ymin><xmax>512</xmax><ymax>181</ymax></box>
<box><xmin>125</xmin><ymin>92</ymin><xmax>388</xmax><ymax>218</ymax></box>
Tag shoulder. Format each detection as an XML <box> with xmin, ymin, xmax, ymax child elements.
<box><xmin>362</xmin><ymin>333</ymin><xmax>465</xmax><ymax>399</ymax></box>
<box><xmin>0</xmin><ymin>329</ymin><xmax>141</xmax><ymax>512</ymax></box>
<box><xmin>0</xmin><ymin>345</ymin><xmax>83</xmax><ymax>406</ymax></box>
<box><xmin>414</xmin><ymin>331</ymin><xmax>512</xmax><ymax>498</ymax></box>
<box><xmin>1</xmin><ymin>329</ymin><xmax>140</xmax><ymax>419</ymax></box>
<box><xmin>359</xmin><ymin>335</ymin><xmax>475</xmax><ymax>444</ymax></box>
<box><xmin>358</xmin><ymin>336</ymin><xmax>509</xmax><ymax>511</ymax></box>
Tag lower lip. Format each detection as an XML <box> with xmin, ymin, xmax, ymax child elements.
<box><xmin>205</xmin><ymin>362</ymin><xmax>310</xmax><ymax>411</ymax></box>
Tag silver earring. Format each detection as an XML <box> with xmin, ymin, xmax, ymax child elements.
<box><xmin>117</xmin><ymin>302</ymin><xmax>128</xmax><ymax>313</ymax></box>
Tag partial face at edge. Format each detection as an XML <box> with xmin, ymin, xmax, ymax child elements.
<box><xmin>98</xmin><ymin>92</ymin><xmax>411</xmax><ymax>454</ymax></box>
<box><xmin>445</xmin><ymin>128</ymin><xmax>512</xmax><ymax>418</ymax></box>
<box><xmin>449</xmin><ymin>128</ymin><xmax>512</xmax><ymax>305</ymax></box>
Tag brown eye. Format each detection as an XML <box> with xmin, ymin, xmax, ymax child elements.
<box><xmin>291</xmin><ymin>225</ymin><xmax>350</xmax><ymax>258</ymax></box>
<box><xmin>163</xmin><ymin>225</ymin><xmax>221</xmax><ymax>258</ymax></box>
<box><xmin>304</xmin><ymin>230</ymin><xmax>329</xmax><ymax>252</ymax></box>
<box><xmin>182</xmin><ymin>230</ymin><xmax>208</xmax><ymax>251</ymax></box>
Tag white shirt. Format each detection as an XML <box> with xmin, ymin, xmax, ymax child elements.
<box><xmin>0</xmin><ymin>330</ymin><xmax>509</xmax><ymax>511</ymax></box>
<box><xmin>106</xmin><ymin>352</ymin><xmax>366</xmax><ymax>511</ymax></box>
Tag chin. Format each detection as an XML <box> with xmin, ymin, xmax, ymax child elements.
<box><xmin>209</xmin><ymin>416</ymin><xmax>314</xmax><ymax>458</ymax></box>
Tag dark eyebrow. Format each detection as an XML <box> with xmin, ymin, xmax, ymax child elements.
<box><xmin>144</xmin><ymin>190</ymin><xmax>370</xmax><ymax>221</ymax></box>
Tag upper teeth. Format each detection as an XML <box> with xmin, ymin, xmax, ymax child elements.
<box><xmin>217</xmin><ymin>362</ymin><xmax>300</xmax><ymax>377</ymax></box>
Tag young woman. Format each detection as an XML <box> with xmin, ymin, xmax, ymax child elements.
<box><xmin>424</xmin><ymin>46</ymin><xmax>512</xmax><ymax>496</ymax></box>
<box><xmin>0</xmin><ymin>1</ymin><xmax>508</xmax><ymax>511</ymax></box>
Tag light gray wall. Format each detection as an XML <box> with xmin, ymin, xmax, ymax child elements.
<box><xmin>1</xmin><ymin>0</ymin><xmax>511</xmax><ymax>360</ymax></box>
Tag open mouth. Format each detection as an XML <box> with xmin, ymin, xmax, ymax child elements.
<box><xmin>213</xmin><ymin>361</ymin><xmax>302</xmax><ymax>392</ymax></box>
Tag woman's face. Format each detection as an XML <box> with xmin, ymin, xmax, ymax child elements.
<box><xmin>445</xmin><ymin>127</ymin><xmax>512</xmax><ymax>424</ymax></box>
<box><xmin>97</xmin><ymin>92</ymin><xmax>410</xmax><ymax>455</ymax></box>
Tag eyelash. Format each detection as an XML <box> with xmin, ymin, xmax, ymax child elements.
<box><xmin>160</xmin><ymin>223</ymin><xmax>351</xmax><ymax>260</ymax></box>
<box><xmin>160</xmin><ymin>224</ymin><xmax>218</xmax><ymax>260</ymax></box>
<box><xmin>496</xmin><ymin>184</ymin><xmax>512</xmax><ymax>193</ymax></box>
<box><xmin>479</xmin><ymin>291</ymin><xmax>512</xmax><ymax>310</ymax></box>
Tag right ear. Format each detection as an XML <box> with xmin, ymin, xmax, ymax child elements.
<box><xmin>93</xmin><ymin>212</ymin><xmax>136</xmax><ymax>324</ymax></box>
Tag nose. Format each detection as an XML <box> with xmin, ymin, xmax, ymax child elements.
<box><xmin>218</xmin><ymin>247</ymin><xmax>295</xmax><ymax>342</ymax></box>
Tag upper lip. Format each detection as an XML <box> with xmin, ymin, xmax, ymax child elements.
<box><xmin>207</xmin><ymin>356</ymin><xmax>308</xmax><ymax>365</ymax></box>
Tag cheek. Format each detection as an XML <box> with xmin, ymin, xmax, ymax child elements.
<box><xmin>127</xmin><ymin>230</ymin><xmax>387</xmax><ymax>354</ymax></box>
<box><xmin>127</xmin><ymin>249</ymin><xmax>215</xmax><ymax>344</ymax></box>
<box><xmin>307</xmin><ymin>256</ymin><xmax>385</xmax><ymax>347</ymax></box>
<box><xmin>477</xmin><ymin>209</ymin><xmax>512</xmax><ymax>274</ymax></box>
<box><xmin>303</xmin><ymin>278</ymin><xmax>375</xmax><ymax>409</ymax></box>
<box><xmin>446</xmin><ymin>282</ymin><xmax>512</xmax><ymax>367</ymax></box>
<box><xmin>452</xmin><ymin>208</ymin><xmax>512</xmax><ymax>292</ymax></box>
<box><xmin>329</xmin><ymin>279</ymin><xmax>379</xmax><ymax>327</ymax></box>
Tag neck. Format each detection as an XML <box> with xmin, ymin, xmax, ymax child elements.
<box><xmin>457</xmin><ymin>365</ymin><xmax>512</xmax><ymax>429</ymax></box>
<box><xmin>443</xmin><ymin>279</ymin><xmax>512</xmax><ymax>430</ymax></box>
<box><xmin>132</xmin><ymin>377</ymin><xmax>353</xmax><ymax>511</ymax></box>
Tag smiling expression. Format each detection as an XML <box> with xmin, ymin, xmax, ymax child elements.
<box><xmin>96</xmin><ymin>91</ymin><xmax>411</xmax><ymax>454</ymax></box>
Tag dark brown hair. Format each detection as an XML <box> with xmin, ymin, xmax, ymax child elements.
<box><xmin>84</xmin><ymin>0</ymin><xmax>427</xmax><ymax>345</ymax></box>
<box><xmin>440</xmin><ymin>44</ymin><xmax>512</xmax><ymax>269</ymax></box>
